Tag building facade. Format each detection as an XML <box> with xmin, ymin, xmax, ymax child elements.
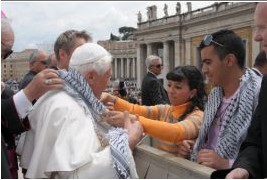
<box><xmin>98</xmin><ymin>40</ymin><xmax>139</xmax><ymax>93</ymax></box>
<box><xmin>135</xmin><ymin>2</ymin><xmax>259</xmax><ymax>88</ymax></box>
<box><xmin>1</xmin><ymin>49</ymin><xmax>36</xmax><ymax>81</ymax></box>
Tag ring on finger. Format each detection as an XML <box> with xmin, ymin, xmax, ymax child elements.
<box><xmin>44</xmin><ymin>79</ymin><xmax>53</xmax><ymax>85</ymax></box>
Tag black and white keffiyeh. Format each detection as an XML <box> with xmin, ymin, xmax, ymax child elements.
<box><xmin>191</xmin><ymin>68</ymin><xmax>262</xmax><ymax>161</ymax></box>
<box><xmin>58</xmin><ymin>68</ymin><xmax>132</xmax><ymax>179</ymax></box>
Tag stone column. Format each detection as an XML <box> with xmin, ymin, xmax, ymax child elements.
<box><xmin>114</xmin><ymin>58</ymin><xmax>118</xmax><ymax>79</ymax></box>
<box><xmin>126</xmin><ymin>58</ymin><xmax>131</xmax><ymax>78</ymax></box>
<box><xmin>133</xmin><ymin>58</ymin><xmax>136</xmax><ymax>79</ymax></box>
<box><xmin>120</xmin><ymin>58</ymin><xmax>124</xmax><ymax>78</ymax></box>
<box><xmin>185</xmin><ymin>37</ymin><xmax>191</xmax><ymax>65</ymax></box>
<box><xmin>147</xmin><ymin>43</ymin><xmax>152</xmax><ymax>56</ymax></box>
<box><xmin>174</xmin><ymin>39</ymin><xmax>181</xmax><ymax>67</ymax></box>
<box><xmin>136</xmin><ymin>44</ymin><xmax>141</xmax><ymax>88</ymax></box>
<box><xmin>163</xmin><ymin>41</ymin><xmax>170</xmax><ymax>88</ymax></box>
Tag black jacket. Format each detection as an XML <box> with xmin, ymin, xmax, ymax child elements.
<box><xmin>1</xmin><ymin>97</ymin><xmax>29</xmax><ymax>179</ymax></box>
<box><xmin>141</xmin><ymin>72</ymin><xmax>169</xmax><ymax>106</ymax></box>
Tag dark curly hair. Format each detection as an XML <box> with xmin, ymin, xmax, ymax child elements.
<box><xmin>166</xmin><ymin>65</ymin><xmax>207</xmax><ymax>121</ymax></box>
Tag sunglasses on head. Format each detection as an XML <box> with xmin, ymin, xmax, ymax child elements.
<box><xmin>203</xmin><ymin>34</ymin><xmax>224</xmax><ymax>47</ymax></box>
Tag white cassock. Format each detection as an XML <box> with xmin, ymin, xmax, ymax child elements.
<box><xmin>20</xmin><ymin>90</ymin><xmax>138</xmax><ymax>178</ymax></box>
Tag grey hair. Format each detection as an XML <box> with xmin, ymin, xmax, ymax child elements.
<box><xmin>54</xmin><ymin>29</ymin><xmax>92</xmax><ymax>61</ymax></box>
<box><xmin>71</xmin><ymin>54</ymin><xmax>113</xmax><ymax>77</ymax></box>
<box><xmin>145</xmin><ymin>55</ymin><xmax>162</xmax><ymax>68</ymax></box>
<box><xmin>29</xmin><ymin>50</ymin><xmax>39</xmax><ymax>63</ymax></box>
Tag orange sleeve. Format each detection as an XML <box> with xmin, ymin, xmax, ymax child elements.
<box><xmin>138</xmin><ymin>110</ymin><xmax>204</xmax><ymax>144</ymax></box>
<box><xmin>114</xmin><ymin>97</ymin><xmax>160</xmax><ymax>119</ymax></box>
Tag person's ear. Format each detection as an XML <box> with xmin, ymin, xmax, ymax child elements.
<box><xmin>85</xmin><ymin>71</ymin><xmax>95</xmax><ymax>85</ymax></box>
<box><xmin>58</xmin><ymin>49</ymin><xmax>67</xmax><ymax>61</ymax></box>
<box><xmin>190</xmin><ymin>89</ymin><xmax>197</xmax><ymax>99</ymax></box>
<box><xmin>225</xmin><ymin>54</ymin><xmax>236</xmax><ymax>67</ymax></box>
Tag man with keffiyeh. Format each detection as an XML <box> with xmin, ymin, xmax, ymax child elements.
<box><xmin>22</xmin><ymin>43</ymin><xmax>143</xmax><ymax>178</ymax></box>
<box><xmin>184</xmin><ymin>29</ymin><xmax>262</xmax><ymax>170</ymax></box>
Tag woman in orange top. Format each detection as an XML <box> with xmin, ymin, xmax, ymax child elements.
<box><xmin>101</xmin><ymin>65</ymin><xmax>206</xmax><ymax>157</ymax></box>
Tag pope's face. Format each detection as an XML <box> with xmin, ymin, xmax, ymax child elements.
<box><xmin>90</xmin><ymin>66</ymin><xmax>112</xmax><ymax>99</ymax></box>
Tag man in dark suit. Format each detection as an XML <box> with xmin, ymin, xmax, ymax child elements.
<box><xmin>19</xmin><ymin>50</ymin><xmax>49</xmax><ymax>90</ymax></box>
<box><xmin>211</xmin><ymin>3</ymin><xmax>267</xmax><ymax>179</ymax></box>
<box><xmin>141</xmin><ymin>55</ymin><xmax>169</xmax><ymax>105</ymax></box>
<box><xmin>1</xmin><ymin>13</ymin><xmax>63</xmax><ymax>178</ymax></box>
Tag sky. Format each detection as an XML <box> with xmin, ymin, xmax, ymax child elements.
<box><xmin>1</xmin><ymin>1</ymin><xmax>215</xmax><ymax>52</ymax></box>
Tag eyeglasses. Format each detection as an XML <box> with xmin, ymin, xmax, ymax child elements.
<box><xmin>40</xmin><ymin>61</ymin><xmax>48</xmax><ymax>65</ymax></box>
<box><xmin>39</xmin><ymin>61</ymin><xmax>48</xmax><ymax>65</ymax></box>
<box><xmin>151</xmin><ymin>64</ymin><xmax>163</xmax><ymax>68</ymax></box>
<box><xmin>34</xmin><ymin>60</ymin><xmax>48</xmax><ymax>65</ymax></box>
<box><xmin>1</xmin><ymin>42</ymin><xmax>13</xmax><ymax>60</ymax></box>
<box><xmin>203</xmin><ymin>34</ymin><xmax>224</xmax><ymax>47</ymax></box>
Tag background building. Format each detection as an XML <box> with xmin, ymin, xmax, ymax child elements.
<box><xmin>135</xmin><ymin>2</ymin><xmax>259</xmax><ymax>89</ymax></box>
<box><xmin>98</xmin><ymin>40</ymin><xmax>139</xmax><ymax>94</ymax></box>
<box><xmin>2</xmin><ymin>2</ymin><xmax>260</xmax><ymax>94</ymax></box>
<box><xmin>1</xmin><ymin>49</ymin><xmax>37</xmax><ymax>81</ymax></box>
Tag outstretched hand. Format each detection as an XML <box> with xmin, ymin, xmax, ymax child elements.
<box><xmin>103</xmin><ymin>111</ymin><xmax>138</xmax><ymax>127</ymax></box>
<box><xmin>176</xmin><ymin>140</ymin><xmax>195</xmax><ymax>159</ymax></box>
<box><xmin>23</xmin><ymin>69</ymin><xmax>64</xmax><ymax>102</ymax></box>
<box><xmin>100</xmin><ymin>92</ymin><xmax>116</xmax><ymax>105</ymax></box>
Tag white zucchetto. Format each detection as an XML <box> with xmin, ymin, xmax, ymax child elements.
<box><xmin>69</xmin><ymin>43</ymin><xmax>110</xmax><ymax>66</ymax></box>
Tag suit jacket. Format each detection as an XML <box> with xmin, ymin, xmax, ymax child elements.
<box><xmin>211</xmin><ymin>75</ymin><xmax>267</xmax><ymax>179</ymax></box>
<box><xmin>141</xmin><ymin>72</ymin><xmax>169</xmax><ymax>106</ymax></box>
<box><xmin>1</xmin><ymin>97</ymin><xmax>26</xmax><ymax>135</ymax></box>
<box><xmin>1</xmin><ymin>97</ymin><xmax>29</xmax><ymax>178</ymax></box>
<box><xmin>19</xmin><ymin>71</ymin><xmax>37</xmax><ymax>90</ymax></box>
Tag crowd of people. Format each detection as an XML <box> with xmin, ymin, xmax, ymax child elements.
<box><xmin>1</xmin><ymin>2</ymin><xmax>267</xmax><ymax>179</ymax></box>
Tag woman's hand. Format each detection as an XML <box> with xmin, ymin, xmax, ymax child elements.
<box><xmin>103</xmin><ymin>111</ymin><xmax>138</xmax><ymax>128</ymax></box>
<box><xmin>100</xmin><ymin>92</ymin><xmax>116</xmax><ymax>105</ymax></box>
<box><xmin>176</xmin><ymin>140</ymin><xmax>195</xmax><ymax>159</ymax></box>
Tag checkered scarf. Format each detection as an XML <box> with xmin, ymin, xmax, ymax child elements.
<box><xmin>58</xmin><ymin>68</ymin><xmax>132</xmax><ymax>179</ymax></box>
<box><xmin>191</xmin><ymin>68</ymin><xmax>262</xmax><ymax>161</ymax></box>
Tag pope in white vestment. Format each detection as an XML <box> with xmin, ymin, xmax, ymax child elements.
<box><xmin>21</xmin><ymin>43</ymin><xmax>140</xmax><ymax>178</ymax></box>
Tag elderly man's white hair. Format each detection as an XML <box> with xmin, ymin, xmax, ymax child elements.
<box><xmin>69</xmin><ymin>43</ymin><xmax>112</xmax><ymax>76</ymax></box>
<box><xmin>145</xmin><ymin>55</ymin><xmax>162</xmax><ymax>68</ymax></box>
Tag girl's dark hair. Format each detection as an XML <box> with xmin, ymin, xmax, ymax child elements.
<box><xmin>166</xmin><ymin>65</ymin><xmax>207</xmax><ymax>121</ymax></box>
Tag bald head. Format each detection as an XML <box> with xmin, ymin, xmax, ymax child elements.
<box><xmin>1</xmin><ymin>19</ymin><xmax>14</xmax><ymax>60</ymax></box>
<box><xmin>254</xmin><ymin>2</ymin><xmax>267</xmax><ymax>53</ymax></box>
